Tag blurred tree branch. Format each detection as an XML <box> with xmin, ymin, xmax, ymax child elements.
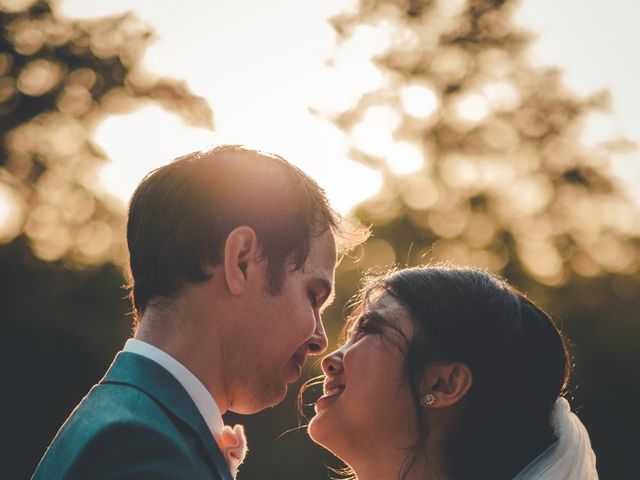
<box><xmin>326</xmin><ymin>0</ymin><xmax>640</xmax><ymax>301</ymax></box>
<box><xmin>0</xmin><ymin>0</ymin><xmax>213</xmax><ymax>268</ymax></box>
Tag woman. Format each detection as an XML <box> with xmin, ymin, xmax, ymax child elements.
<box><xmin>307</xmin><ymin>265</ymin><xmax>598</xmax><ymax>480</ymax></box>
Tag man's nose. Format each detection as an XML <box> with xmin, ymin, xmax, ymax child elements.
<box><xmin>307</xmin><ymin>317</ymin><xmax>328</xmax><ymax>355</ymax></box>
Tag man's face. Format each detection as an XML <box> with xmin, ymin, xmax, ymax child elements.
<box><xmin>229</xmin><ymin>230</ymin><xmax>337</xmax><ymax>413</ymax></box>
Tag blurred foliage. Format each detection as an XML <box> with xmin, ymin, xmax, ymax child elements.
<box><xmin>327</xmin><ymin>0</ymin><xmax>640</xmax><ymax>287</ymax></box>
<box><xmin>321</xmin><ymin>0</ymin><xmax>640</xmax><ymax>478</ymax></box>
<box><xmin>0</xmin><ymin>0</ymin><xmax>212</xmax><ymax>267</ymax></box>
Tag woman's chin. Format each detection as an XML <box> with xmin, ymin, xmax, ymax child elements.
<box><xmin>307</xmin><ymin>414</ymin><xmax>323</xmax><ymax>443</ymax></box>
<box><xmin>307</xmin><ymin>411</ymin><xmax>335</xmax><ymax>448</ymax></box>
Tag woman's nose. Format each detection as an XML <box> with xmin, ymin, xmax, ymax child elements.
<box><xmin>321</xmin><ymin>348</ymin><xmax>343</xmax><ymax>375</ymax></box>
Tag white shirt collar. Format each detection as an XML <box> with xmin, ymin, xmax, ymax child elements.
<box><xmin>123</xmin><ymin>338</ymin><xmax>224</xmax><ymax>441</ymax></box>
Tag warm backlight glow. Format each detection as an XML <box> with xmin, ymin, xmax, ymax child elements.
<box><xmin>56</xmin><ymin>0</ymin><xmax>640</xmax><ymax>217</ymax></box>
<box><xmin>352</xmin><ymin>106</ymin><xmax>401</xmax><ymax>157</ymax></box>
<box><xmin>95</xmin><ymin>105</ymin><xmax>214</xmax><ymax>204</ymax></box>
<box><xmin>0</xmin><ymin>185</ymin><xmax>24</xmax><ymax>242</ymax></box>
<box><xmin>94</xmin><ymin>105</ymin><xmax>383</xmax><ymax>215</ymax></box>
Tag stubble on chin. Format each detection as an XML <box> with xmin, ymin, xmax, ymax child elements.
<box><xmin>251</xmin><ymin>376</ymin><xmax>288</xmax><ymax>411</ymax></box>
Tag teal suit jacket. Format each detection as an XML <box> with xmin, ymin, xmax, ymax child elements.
<box><xmin>33</xmin><ymin>352</ymin><xmax>233</xmax><ymax>480</ymax></box>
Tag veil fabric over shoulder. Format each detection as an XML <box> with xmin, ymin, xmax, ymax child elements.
<box><xmin>513</xmin><ymin>397</ymin><xmax>598</xmax><ymax>480</ymax></box>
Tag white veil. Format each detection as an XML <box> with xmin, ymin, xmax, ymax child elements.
<box><xmin>513</xmin><ymin>397</ymin><xmax>598</xmax><ymax>479</ymax></box>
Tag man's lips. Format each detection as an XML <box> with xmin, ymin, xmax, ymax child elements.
<box><xmin>286</xmin><ymin>352</ymin><xmax>306</xmax><ymax>382</ymax></box>
<box><xmin>292</xmin><ymin>352</ymin><xmax>306</xmax><ymax>370</ymax></box>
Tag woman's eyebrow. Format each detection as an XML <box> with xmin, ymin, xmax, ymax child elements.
<box><xmin>348</xmin><ymin>311</ymin><xmax>388</xmax><ymax>334</ymax></box>
<box><xmin>362</xmin><ymin>311</ymin><xmax>387</xmax><ymax>324</ymax></box>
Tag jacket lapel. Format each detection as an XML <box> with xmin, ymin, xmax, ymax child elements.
<box><xmin>101</xmin><ymin>351</ymin><xmax>233</xmax><ymax>480</ymax></box>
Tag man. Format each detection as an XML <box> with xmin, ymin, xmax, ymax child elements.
<box><xmin>33</xmin><ymin>145</ymin><xmax>362</xmax><ymax>479</ymax></box>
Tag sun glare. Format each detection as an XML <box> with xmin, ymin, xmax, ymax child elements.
<box><xmin>59</xmin><ymin>0</ymin><xmax>640</xmax><ymax>216</ymax></box>
<box><xmin>60</xmin><ymin>0</ymin><xmax>384</xmax><ymax>215</ymax></box>
<box><xmin>93</xmin><ymin>103</ymin><xmax>383</xmax><ymax>215</ymax></box>
<box><xmin>352</xmin><ymin>106</ymin><xmax>401</xmax><ymax>157</ymax></box>
<box><xmin>95</xmin><ymin>105</ymin><xmax>215</xmax><ymax>204</ymax></box>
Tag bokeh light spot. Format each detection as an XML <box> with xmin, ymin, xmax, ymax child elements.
<box><xmin>402</xmin><ymin>176</ymin><xmax>439</xmax><ymax>210</ymax></box>
<box><xmin>400</xmin><ymin>83</ymin><xmax>439</xmax><ymax>119</ymax></box>
<box><xmin>483</xmin><ymin>80</ymin><xmax>520</xmax><ymax>111</ymax></box>
<box><xmin>456</xmin><ymin>93</ymin><xmax>490</xmax><ymax>123</ymax></box>
<box><xmin>359</xmin><ymin>238</ymin><xmax>396</xmax><ymax>271</ymax></box>
<box><xmin>17</xmin><ymin>59</ymin><xmax>63</xmax><ymax>96</ymax></box>
<box><xmin>352</xmin><ymin>105</ymin><xmax>401</xmax><ymax>157</ymax></box>
<box><xmin>0</xmin><ymin>0</ymin><xmax>38</xmax><ymax>13</ymax></box>
<box><xmin>387</xmin><ymin>141</ymin><xmax>424</xmax><ymax>175</ymax></box>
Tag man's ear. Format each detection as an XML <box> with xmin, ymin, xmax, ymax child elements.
<box><xmin>223</xmin><ymin>226</ymin><xmax>260</xmax><ymax>296</ymax></box>
<box><xmin>422</xmin><ymin>362</ymin><xmax>472</xmax><ymax>408</ymax></box>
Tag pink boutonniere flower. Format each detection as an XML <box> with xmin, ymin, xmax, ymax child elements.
<box><xmin>219</xmin><ymin>424</ymin><xmax>248</xmax><ymax>478</ymax></box>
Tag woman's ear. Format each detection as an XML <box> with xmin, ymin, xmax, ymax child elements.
<box><xmin>223</xmin><ymin>226</ymin><xmax>260</xmax><ymax>296</ymax></box>
<box><xmin>422</xmin><ymin>362</ymin><xmax>473</xmax><ymax>408</ymax></box>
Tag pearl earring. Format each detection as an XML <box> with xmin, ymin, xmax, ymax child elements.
<box><xmin>421</xmin><ymin>393</ymin><xmax>436</xmax><ymax>406</ymax></box>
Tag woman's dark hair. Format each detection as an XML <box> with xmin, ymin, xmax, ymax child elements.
<box><xmin>126</xmin><ymin>145</ymin><xmax>354</xmax><ymax>323</ymax></box>
<box><xmin>343</xmin><ymin>264</ymin><xmax>571</xmax><ymax>480</ymax></box>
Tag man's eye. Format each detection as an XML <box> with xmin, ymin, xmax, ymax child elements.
<box><xmin>308</xmin><ymin>290</ymin><xmax>319</xmax><ymax>307</ymax></box>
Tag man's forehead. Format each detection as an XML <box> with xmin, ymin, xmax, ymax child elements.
<box><xmin>254</xmin><ymin>150</ymin><xmax>284</xmax><ymax>161</ymax></box>
<box><xmin>303</xmin><ymin>232</ymin><xmax>337</xmax><ymax>277</ymax></box>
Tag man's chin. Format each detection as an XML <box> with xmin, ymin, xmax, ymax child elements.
<box><xmin>252</xmin><ymin>385</ymin><xmax>289</xmax><ymax>412</ymax></box>
<box><xmin>228</xmin><ymin>384</ymin><xmax>288</xmax><ymax>414</ymax></box>
<box><xmin>271</xmin><ymin>383</ymin><xmax>288</xmax><ymax>406</ymax></box>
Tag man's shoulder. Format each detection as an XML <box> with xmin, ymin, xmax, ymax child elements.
<box><xmin>57</xmin><ymin>381</ymin><xmax>183</xmax><ymax>446</ymax></box>
<box><xmin>33</xmin><ymin>382</ymin><xmax>210</xmax><ymax>479</ymax></box>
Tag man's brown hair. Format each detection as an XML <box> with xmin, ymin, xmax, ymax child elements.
<box><xmin>126</xmin><ymin>145</ymin><xmax>361</xmax><ymax>322</ymax></box>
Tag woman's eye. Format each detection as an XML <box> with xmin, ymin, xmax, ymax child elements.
<box><xmin>351</xmin><ymin>321</ymin><xmax>376</xmax><ymax>341</ymax></box>
<box><xmin>359</xmin><ymin>321</ymin><xmax>376</xmax><ymax>334</ymax></box>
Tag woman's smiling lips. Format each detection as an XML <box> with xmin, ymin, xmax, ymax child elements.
<box><xmin>315</xmin><ymin>379</ymin><xmax>345</xmax><ymax>410</ymax></box>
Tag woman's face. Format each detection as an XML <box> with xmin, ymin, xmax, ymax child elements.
<box><xmin>308</xmin><ymin>292</ymin><xmax>420</xmax><ymax>457</ymax></box>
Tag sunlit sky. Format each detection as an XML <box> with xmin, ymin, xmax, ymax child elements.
<box><xmin>59</xmin><ymin>0</ymin><xmax>640</xmax><ymax>213</ymax></box>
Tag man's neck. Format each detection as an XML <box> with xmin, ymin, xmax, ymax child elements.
<box><xmin>134</xmin><ymin>310</ymin><xmax>229</xmax><ymax>413</ymax></box>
